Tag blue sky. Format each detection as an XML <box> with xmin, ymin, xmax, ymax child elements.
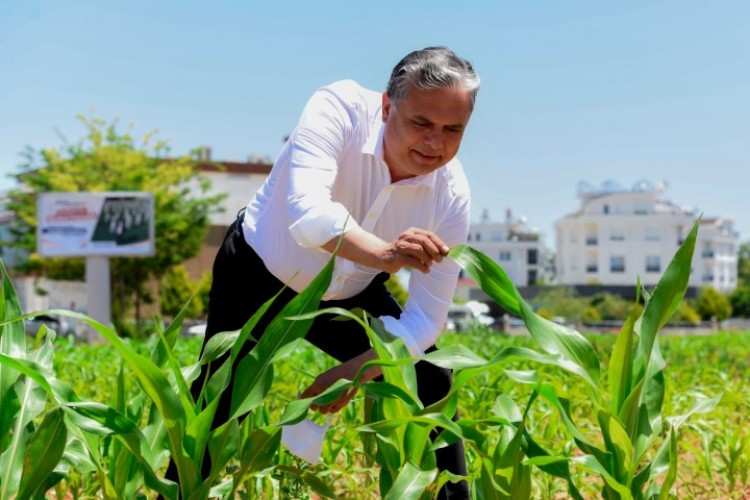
<box><xmin>2</xmin><ymin>1</ymin><xmax>748</xmax><ymax>244</ymax></box>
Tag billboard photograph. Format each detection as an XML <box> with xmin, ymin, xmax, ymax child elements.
<box><xmin>37</xmin><ymin>192</ymin><xmax>155</xmax><ymax>257</ymax></box>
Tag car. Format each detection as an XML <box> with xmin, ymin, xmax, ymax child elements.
<box><xmin>186</xmin><ymin>322</ymin><xmax>207</xmax><ymax>336</ymax></box>
<box><xmin>25</xmin><ymin>314</ymin><xmax>77</xmax><ymax>338</ymax></box>
<box><xmin>445</xmin><ymin>303</ymin><xmax>496</xmax><ymax>332</ymax></box>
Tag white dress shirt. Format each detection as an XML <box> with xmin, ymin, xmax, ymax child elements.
<box><xmin>243</xmin><ymin>80</ymin><xmax>471</xmax><ymax>355</ymax></box>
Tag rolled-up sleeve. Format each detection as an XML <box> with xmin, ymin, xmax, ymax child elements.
<box><xmin>380</xmin><ymin>194</ymin><xmax>471</xmax><ymax>356</ymax></box>
<box><xmin>286</xmin><ymin>86</ymin><xmax>362</xmax><ymax>248</ymax></box>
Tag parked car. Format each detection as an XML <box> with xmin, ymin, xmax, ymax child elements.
<box><xmin>445</xmin><ymin>303</ymin><xmax>495</xmax><ymax>332</ymax></box>
<box><xmin>25</xmin><ymin>314</ymin><xmax>77</xmax><ymax>338</ymax></box>
<box><xmin>185</xmin><ymin>322</ymin><xmax>207</xmax><ymax>336</ymax></box>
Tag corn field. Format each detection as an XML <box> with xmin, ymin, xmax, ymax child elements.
<box><xmin>1</xmin><ymin>220</ymin><xmax>749</xmax><ymax>499</ymax></box>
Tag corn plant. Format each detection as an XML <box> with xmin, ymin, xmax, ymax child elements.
<box><xmin>0</xmin><ymin>252</ymin><xmax>347</xmax><ymax>499</ymax></box>
<box><xmin>448</xmin><ymin>218</ymin><xmax>750</xmax><ymax>499</ymax></box>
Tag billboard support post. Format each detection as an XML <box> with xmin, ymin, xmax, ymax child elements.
<box><xmin>85</xmin><ymin>256</ymin><xmax>111</xmax><ymax>341</ymax></box>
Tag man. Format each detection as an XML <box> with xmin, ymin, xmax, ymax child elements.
<box><xmin>201</xmin><ymin>46</ymin><xmax>478</xmax><ymax>498</ymax></box>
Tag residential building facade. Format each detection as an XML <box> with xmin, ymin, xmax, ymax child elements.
<box><xmin>455</xmin><ymin>209</ymin><xmax>550</xmax><ymax>301</ymax></box>
<box><xmin>182</xmin><ymin>159</ymin><xmax>272</xmax><ymax>279</ymax></box>
<box><xmin>555</xmin><ymin>180</ymin><xmax>739</xmax><ymax>292</ymax></box>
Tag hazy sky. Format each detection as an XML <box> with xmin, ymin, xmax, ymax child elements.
<box><xmin>2</xmin><ymin>1</ymin><xmax>748</xmax><ymax>244</ymax></box>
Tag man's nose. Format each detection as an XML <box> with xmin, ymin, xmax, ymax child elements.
<box><xmin>423</xmin><ymin>129</ymin><xmax>443</xmax><ymax>149</ymax></box>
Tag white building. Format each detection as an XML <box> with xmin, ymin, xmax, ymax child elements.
<box><xmin>555</xmin><ymin>180</ymin><xmax>738</xmax><ymax>292</ymax></box>
<box><xmin>457</xmin><ymin>209</ymin><xmax>550</xmax><ymax>296</ymax></box>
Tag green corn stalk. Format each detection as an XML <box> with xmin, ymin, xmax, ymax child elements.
<box><xmin>450</xmin><ymin>218</ymin><xmax>747</xmax><ymax>499</ymax></box>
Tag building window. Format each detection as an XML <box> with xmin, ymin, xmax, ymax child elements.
<box><xmin>476</xmin><ymin>232</ymin><xmax>481</xmax><ymax>241</ymax></box>
<box><xmin>603</xmin><ymin>204</ymin><xmax>609</xmax><ymax>214</ymax></box>
<box><xmin>527</xmin><ymin>249</ymin><xmax>538</xmax><ymax>265</ymax></box>
<box><xmin>586</xmin><ymin>236</ymin><xmax>598</xmax><ymax>246</ymax></box>
<box><xmin>610</xmin><ymin>256</ymin><xmax>625</xmax><ymax>273</ymax></box>
<box><xmin>702</xmin><ymin>247</ymin><xmax>715</xmax><ymax>258</ymax></box>
<box><xmin>645</xmin><ymin>228</ymin><xmax>660</xmax><ymax>241</ymax></box>
<box><xmin>467</xmin><ymin>233</ymin><xmax>471</xmax><ymax>242</ymax></box>
<box><xmin>586</xmin><ymin>258</ymin><xmax>598</xmax><ymax>273</ymax></box>
<box><xmin>499</xmin><ymin>251</ymin><xmax>511</xmax><ymax>261</ymax></box>
<box><xmin>646</xmin><ymin>256</ymin><xmax>660</xmax><ymax>273</ymax></box>
<box><xmin>610</xmin><ymin>228</ymin><xmax>625</xmax><ymax>241</ymax></box>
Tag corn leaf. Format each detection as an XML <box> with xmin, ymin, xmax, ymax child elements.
<box><xmin>449</xmin><ymin>245</ymin><xmax>521</xmax><ymax>316</ymax></box>
<box><xmin>383</xmin><ymin>461</ymin><xmax>437</xmax><ymax>500</ymax></box>
<box><xmin>637</xmin><ymin>219</ymin><xmax>698</xmax><ymax>362</ymax></box>
<box><xmin>0</xmin><ymin>258</ymin><xmax>27</xmax><ymax>456</ymax></box>
<box><xmin>230</xmin><ymin>256</ymin><xmax>334</xmax><ymax>419</ymax></box>
<box><xmin>449</xmin><ymin>247</ymin><xmax>601</xmax><ymax>389</ymax></box>
<box><xmin>609</xmin><ymin>312</ymin><xmax>636</xmax><ymax>414</ymax></box>
<box><xmin>519</xmin><ymin>299</ymin><xmax>601</xmax><ymax>390</ymax></box>
<box><xmin>17</xmin><ymin>407</ymin><xmax>67</xmax><ymax>499</ymax></box>
<box><xmin>236</xmin><ymin>426</ymin><xmax>281</xmax><ymax>479</ymax></box>
<box><xmin>0</xmin><ymin>350</ymin><xmax>50</xmax><ymax>499</ymax></box>
<box><xmin>598</xmin><ymin>409</ymin><xmax>634</xmax><ymax>484</ymax></box>
<box><xmin>42</xmin><ymin>309</ymin><xmax>200</xmax><ymax>497</ymax></box>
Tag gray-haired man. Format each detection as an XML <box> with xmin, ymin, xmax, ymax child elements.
<box><xmin>200</xmin><ymin>47</ymin><xmax>478</xmax><ymax>498</ymax></box>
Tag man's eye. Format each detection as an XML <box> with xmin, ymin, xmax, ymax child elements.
<box><xmin>413</xmin><ymin>121</ymin><xmax>429</xmax><ymax>127</ymax></box>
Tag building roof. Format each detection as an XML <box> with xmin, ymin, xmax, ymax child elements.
<box><xmin>195</xmin><ymin>161</ymin><xmax>272</xmax><ymax>175</ymax></box>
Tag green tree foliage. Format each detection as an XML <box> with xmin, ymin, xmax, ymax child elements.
<box><xmin>738</xmin><ymin>241</ymin><xmax>750</xmax><ymax>287</ymax></box>
<box><xmin>5</xmin><ymin>115</ymin><xmax>224</xmax><ymax>329</ymax></box>
<box><xmin>590</xmin><ymin>293</ymin><xmax>632</xmax><ymax>320</ymax></box>
<box><xmin>667</xmin><ymin>300</ymin><xmax>701</xmax><ymax>325</ymax></box>
<box><xmin>694</xmin><ymin>286</ymin><xmax>733</xmax><ymax>321</ymax></box>
<box><xmin>531</xmin><ymin>286</ymin><xmax>584</xmax><ymax>321</ymax></box>
<box><xmin>195</xmin><ymin>271</ymin><xmax>212</xmax><ymax>316</ymax></box>
<box><xmin>729</xmin><ymin>286</ymin><xmax>750</xmax><ymax>318</ymax></box>
<box><xmin>159</xmin><ymin>265</ymin><xmax>203</xmax><ymax>318</ymax></box>
<box><xmin>385</xmin><ymin>274</ymin><xmax>408</xmax><ymax>307</ymax></box>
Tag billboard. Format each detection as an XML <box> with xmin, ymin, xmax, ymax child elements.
<box><xmin>37</xmin><ymin>192</ymin><xmax>155</xmax><ymax>257</ymax></box>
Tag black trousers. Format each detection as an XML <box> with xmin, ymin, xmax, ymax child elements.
<box><xmin>183</xmin><ymin>213</ymin><xmax>469</xmax><ymax>499</ymax></box>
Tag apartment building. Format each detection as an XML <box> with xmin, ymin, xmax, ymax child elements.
<box><xmin>460</xmin><ymin>208</ymin><xmax>550</xmax><ymax>288</ymax></box>
<box><xmin>555</xmin><ymin>180</ymin><xmax>738</xmax><ymax>292</ymax></box>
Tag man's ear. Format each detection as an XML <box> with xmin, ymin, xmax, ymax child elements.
<box><xmin>382</xmin><ymin>92</ymin><xmax>391</xmax><ymax>122</ymax></box>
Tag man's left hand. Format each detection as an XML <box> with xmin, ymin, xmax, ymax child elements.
<box><xmin>300</xmin><ymin>348</ymin><xmax>381</xmax><ymax>414</ymax></box>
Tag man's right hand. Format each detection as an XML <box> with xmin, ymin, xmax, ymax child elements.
<box><xmin>379</xmin><ymin>227</ymin><xmax>450</xmax><ymax>274</ymax></box>
<box><xmin>322</xmin><ymin>226</ymin><xmax>450</xmax><ymax>274</ymax></box>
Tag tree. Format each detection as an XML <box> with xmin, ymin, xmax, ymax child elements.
<box><xmin>6</xmin><ymin>115</ymin><xmax>224</xmax><ymax>331</ymax></box>
<box><xmin>694</xmin><ymin>286</ymin><xmax>733</xmax><ymax>322</ymax></box>
<box><xmin>738</xmin><ymin>241</ymin><xmax>750</xmax><ymax>287</ymax></box>
<box><xmin>160</xmin><ymin>265</ymin><xmax>204</xmax><ymax>318</ymax></box>
<box><xmin>531</xmin><ymin>286</ymin><xmax>585</xmax><ymax>322</ymax></box>
<box><xmin>729</xmin><ymin>286</ymin><xmax>750</xmax><ymax>318</ymax></box>
<box><xmin>385</xmin><ymin>274</ymin><xmax>408</xmax><ymax>307</ymax></box>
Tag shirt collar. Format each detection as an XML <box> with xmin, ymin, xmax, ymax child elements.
<box><xmin>362</xmin><ymin>119</ymin><xmax>439</xmax><ymax>190</ymax></box>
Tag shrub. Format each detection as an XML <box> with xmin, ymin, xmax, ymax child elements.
<box><xmin>730</xmin><ymin>286</ymin><xmax>750</xmax><ymax>318</ymax></box>
<box><xmin>694</xmin><ymin>286</ymin><xmax>733</xmax><ymax>321</ymax></box>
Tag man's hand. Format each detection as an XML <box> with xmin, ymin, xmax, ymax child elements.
<box><xmin>380</xmin><ymin>227</ymin><xmax>450</xmax><ymax>274</ymax></box>
<box><xmin>300</xmin><ymin>349</ymin><xmax>381</xmax><ymax>414</ymax></box>
<box><xmin>323</xmin><ymin>227</ymin><xmax>449</xmax><ymax>275</ymax></box>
